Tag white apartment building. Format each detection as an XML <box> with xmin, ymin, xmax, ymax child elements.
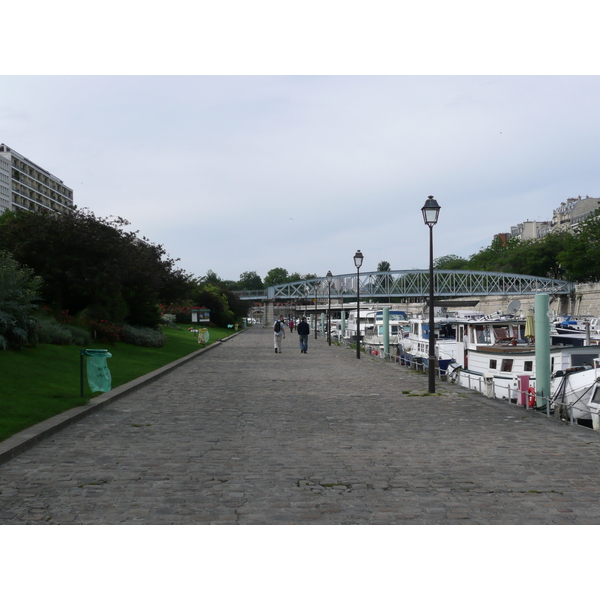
<box><xmin>0</xmin><ymin>143</ymin><xmax>74</xmax><ymax>216</ymax></box>
<box><xmin>0</xmin><ymin>154</ymin><xmax>11</xmax><ymax>214</ymax></box>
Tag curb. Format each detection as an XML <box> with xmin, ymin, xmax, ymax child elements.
<box><xmin>0</xmin><ymin>329</ymin><xmax>245</xmax><ymax>466</ymax></box>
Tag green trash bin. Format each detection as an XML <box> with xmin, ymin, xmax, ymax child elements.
<box><xmin>80</xmin><ymin>349</ymin><xmax>113</xmax><ymax>395</ymax></box>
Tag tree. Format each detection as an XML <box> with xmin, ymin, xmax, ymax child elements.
<box><xmin>238</xmin><ymin>271</ymin><xmax>263</xmax><ymax>290</ymax></box>
<box><xmin>558</xmin><ymin>216</ymin><xmax>600</xmax><ymax>282</ymax></box>
<box><xmin>0</xmin><ymin>250</ymin><xmax>42</xmax><ymax>350</ymax></box>
<box><xmin>0</xmin><ymin>209</ymin><xmax>189</xmax><ymax>328</ymax></box>
<box><xmin>264</xmin><ymin>267</ymin><xmax>289</xmax><ymax>287</ymax></box>
<box><xmin>377</xmin><ymin>261</ymin><xmax>391</xmax><ymax>272</ymax></box>
<box><xmin>434</xmin><ymin>255</ymin><xmax>469</xmax><ymax>270</ymax></box>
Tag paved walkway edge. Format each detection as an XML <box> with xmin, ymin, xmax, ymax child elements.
<box><xmin>0</xmin><ymin>330</ymin><xmax>245</xmax><ymax>466</ymax></box>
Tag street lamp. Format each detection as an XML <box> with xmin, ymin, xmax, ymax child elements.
<box><xmin>354</xmin><ymin>250</ymin><xmax>363</xmax><ymax>359</ymax></box>
<box><xmin>421</xmin><ymin>195</ymin><xmax>441</xmax><ymax>393</ymax></box>
<box><xmin>326</xmin><ymin>270</ymin><xmax>333</xmax><ymax>346</ymax></box>
<box><xmin>314</xmin><ymin>280</ymin><xmax>321</xmax><ymax>339</ymax></box>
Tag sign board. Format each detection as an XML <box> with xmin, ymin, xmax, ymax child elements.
<box><xmin>191</xmin><ymin>308</ymin><xmax>211</xmax><ymax>323</ymax></box>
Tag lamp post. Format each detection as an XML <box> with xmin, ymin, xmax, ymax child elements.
<box><xmin>304</xmin><ymin>284</ymin><xmax>308</xmax><ymax>320</ymax></box>
<box><xmin>326</xmin><ymin>270</ymin><xmax>333</xmax><ymax>346</ymax></box>
<box><xmin>421</xmin><ymin>195</ymin><xmax>441</xmax><ymax>393</ymax></box>
<box><xmin>354</xmin><ymin>250</ymin><xmax>363</xmax><ymax>359</ymax></box>
<box><xmin>314</xmin><ymin>280</ymin><xmax>321</xmax><ymax>339</ymax></box>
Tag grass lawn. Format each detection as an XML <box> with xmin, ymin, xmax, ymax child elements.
<box><xmin>0</xmin><ymin>325</ymin><xmax>239</xmax><ymax>443</ymax></box>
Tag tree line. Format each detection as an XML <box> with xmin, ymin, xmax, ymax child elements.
<box><xmin>433</xmin><ymin>213</ymin><xmax>600</xmax><ymax>283</ymax></box>
<box><xmin>0</xmin><ymin>209</ymin><xmax>251</xmax><ymax>349</ymax></box>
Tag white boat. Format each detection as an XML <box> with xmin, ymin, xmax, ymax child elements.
<box><xmin>363</xmin><ymin>310</ymin><xmax>410</xmax><ymax>358</ymax></box>
<box><xmin>343</xmin><ymin>308</ymin><xmax>377</xmax><ymax>345</ymax></box>
<box><xmin>398</xmin><ymin>309</ymin><xmax>485</xmax><ymax>374</ymax></box>
<box><xmin>445</xmin><ymin>315</ymin><xmax>600</xmax><ymax>421</ymax></box>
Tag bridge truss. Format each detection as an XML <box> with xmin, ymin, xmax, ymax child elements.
<box><xmin>237</xmin><ymin>270</ymin><xmax>574</xmax><ymax>301</ymax></box>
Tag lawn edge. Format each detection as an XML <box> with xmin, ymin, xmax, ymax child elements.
<box><xmin>0</xmin><ymin>330</ymin><xmax>245</xmax><ymax>466</ymax></box>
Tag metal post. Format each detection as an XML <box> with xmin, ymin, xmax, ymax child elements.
<box><xmin>356</xmin><ymin>268</ymin><xmax>361</xmax><ymax>359</ymax></box>
<box><xmin>327</xmin><ymin>278</ymin><xmax>332</xmax><ymax>346</ymax></box>
<box><xmin>428</xmin><ymin>224</ymin><xmax>436</xmax><ymax>393</ymax></box>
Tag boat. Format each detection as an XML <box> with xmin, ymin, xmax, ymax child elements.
<box><xmin>343</xmin><ymin>308</ymin><xmax>377</xmax><ymax>345</ymax></box>
<box><xmin>398</xmin><ymin>309</ymin><xmax>485</xmax><ymax>375</ymax></box>
<box><xmin>444</xmin><ymin>314</ymin><xmax>600</xmax><ymax>421</ymax></box>
<box><xmin>363</xmin><ymin>310</ymin><xmax>410</xmax><ymax>358</ymax></box>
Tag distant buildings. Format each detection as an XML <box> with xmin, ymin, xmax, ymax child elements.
<box><xmin>0</xmin><ymin>144</ymin><xmax>74</xmax><ymax>216</ymax></box>
<box><xmin>503</xmin><ymin>195</ymin><xmax>600</xmax><ymax>242</ymax></box>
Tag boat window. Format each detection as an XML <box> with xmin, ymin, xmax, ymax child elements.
<box><xmin>501</xmin><ymin>359</ymin><xmax>513</xmax><ymax>372</ymax></box>
<box><xmin>590</xmin><ymin>386</ymin><xmax>600</xmax><ymax>406</ymax></box>
<box><xmin>475</xmin><ymin>325</ymin><xmax>491</xmax><ymax>344</ymax></box>
<box><xmin>524</xmin><ymin>361</ymin><xmax>533</xmax><ymax>372</ymax></box>
<box><xmin>489</xmin><ymin>359</ymin><xmax>497</xmax><ymax>369</ymax></box>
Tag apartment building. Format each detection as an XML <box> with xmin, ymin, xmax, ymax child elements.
<box><xmin>0</xmin><ymin>154</ymin><xmax>10</xmax><ymax>214</ymax></box>
<box><xmin>509</xmin><ymin>219</ymin><xmax>551</xmax><ymax>241</ymax></box>
<box><xmin>506</xmin><ymin>196</ymin><xmax>600</xmax><ymax>240</ymax></box>
<box><xmin>0</xmin><ymin>144</ymin><xmax>74</xmax><ymax>216</ymax></box>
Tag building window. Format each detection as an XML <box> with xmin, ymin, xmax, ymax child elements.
<box><xmin>524</xmin><ymin>361</ymin><xmax>533</xmax><ymax>372</ymax></box>
<box><xmin>489</xmin><ymin>359</ymin><xmax>497</xmax><ymax>370</ymax></box>
<box><xmin>501</xmin><ymin>359</ymin><xmax>513</xmax><ymax>372</ymax></box>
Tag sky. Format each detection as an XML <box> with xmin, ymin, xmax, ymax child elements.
<box><xmin>2</xmin><ymin>4</ymin><xmax>600</xmax><ymax>287</ymax></box>
<box><xmin>4</xmin><ymin>75</ymin><xmax>600</xmax><ymax>284</ymax></box>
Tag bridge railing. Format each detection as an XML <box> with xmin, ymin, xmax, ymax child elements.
<box><xmin>234</xmin><ymin>270</ymin><xmax>574</xmax><ymax>301</ymax></box>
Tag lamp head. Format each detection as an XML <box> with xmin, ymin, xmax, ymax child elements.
<box><xmin>354</xmin><ymin>250</ymin><xmax>364</xmax><ymax>269</ymax></box>
<box><xmin>421</xmin><ymin>195</ymin><xmax>441</xmax><ymax>226</ymax></box>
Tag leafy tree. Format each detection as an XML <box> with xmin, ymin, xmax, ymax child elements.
<box><xmin>264</xmin><ymin>267</ymin><xmax>289</xmax><ymax>287</ymax></box>
<box><xmin>238</xmin><ymin>271</ymin><xmax>263</xmax><ymax>290</ymax></box>
<box><xmin>558</xmin><ymin>216</ymin><xmax>600</xmax><ymax>282</ymax></box>
<box><xmin>0</xmin><ymin>250</ymin><xmax>42</xmax><ymax>350</ymax></box>
<box><xmin>434</xmin><ymin>255</ymin><xmax>469</xmax><ymax>270</ymax></box>
<box><xmin>377</xmin><ymin>261</ymin><xmax>391</xmax><ymax>272</ymax></box>
<box><xmin>0</xmin><ymin>209</ymin><xmax>189</xmax><ymax>328</ymax></box>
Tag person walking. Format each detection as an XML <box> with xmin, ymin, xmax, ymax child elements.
<box><xmin>297</xmin><ymin>316</ymin><xmax>310</xmax><ymax>354</ymax></box>
<box><xmin>273</xmin><ymin>315</ymin><xmax>286</xmax><ymax>353</ymax></box>
<box><xmin>289</xmin><ymin>319</ymin><xmax>295</xmax><ymax>333</ymax></box>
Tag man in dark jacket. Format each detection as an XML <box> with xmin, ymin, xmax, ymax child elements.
<box><xmin>297</xmin><ymin>316</ymin><xmax>310</xmax><ymax>354</ymax></box>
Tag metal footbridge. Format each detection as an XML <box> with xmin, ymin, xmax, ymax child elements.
<box><xmin>236</xmin><ymin>270</ymin><xmax>574</xmax><ymax>301</ymax></box>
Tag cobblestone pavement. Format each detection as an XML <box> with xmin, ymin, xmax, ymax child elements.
<box><xmin>2</xmin><ymin>325</ymin><xmax>600</xmax><ymax>525</ymax></box>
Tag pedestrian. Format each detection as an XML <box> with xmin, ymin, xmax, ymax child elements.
<box><xmin>273</xmin><ymin>315</ymin><xmax>286</xmax><ymax>353</ymax></box>
<box><xmin>289</xmin><ymin>319</ymin><xmax>295</xmax><ymax>333</ymax></box>
<box><xmin>297</xmin><ymin>316</ymin><xmax>310</xmax><ymax>354</ymax></box>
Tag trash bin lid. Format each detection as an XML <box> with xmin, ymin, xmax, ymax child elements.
<box><xmin>81</xmin><ymin>349</ymin><xmax>112</xmax><ymax>357</ymax></box>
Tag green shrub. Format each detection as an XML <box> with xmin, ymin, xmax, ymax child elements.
<box><xmin>36</xmin><ymin>318</ymin><xmax>91</xmax><ymax>346</ymax></box>
<box><xmin>120</xmin><ymin>324</ymin><xmax>167</xmax><ymax>348</ymax></box>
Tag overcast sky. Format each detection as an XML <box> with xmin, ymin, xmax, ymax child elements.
<box><xmin>2</xmin><ymin>5</ymin><xmax>600</xmax><ymax>286</ymax></box>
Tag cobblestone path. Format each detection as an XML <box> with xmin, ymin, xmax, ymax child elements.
<box><xmin>2</xmin><ymin>325</ymin><xmax>600</xmax><ymax>524</ymax></box>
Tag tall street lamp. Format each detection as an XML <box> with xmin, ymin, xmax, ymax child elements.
<box><xmin>354</xmin><ymin>250</ymin><xmax>363</xmax><ymax>359</ymax></box>
<box><xmin>326</xmin><ymin>270</ymin><xmax>333</xmax><ymax>346</ymax></box>
<box><xmin>421</xmin><ymin>195</ymin><xmax>441</xmax><ymax>393</ymax></box>
<box><xmin>314</xmin><ymin>280</ymin><xmax>321</xmax><ymax>339</ymax></box>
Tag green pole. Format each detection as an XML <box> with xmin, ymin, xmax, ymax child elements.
<box><xmin>535</xmin><ymin>293</ymin><xmax>551</xmax><ymax>408</ymax></box>
<box><xmin>383</xmin><ymin>306</ymin><xmax>390</xmax><ymax>360</ymax></box>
